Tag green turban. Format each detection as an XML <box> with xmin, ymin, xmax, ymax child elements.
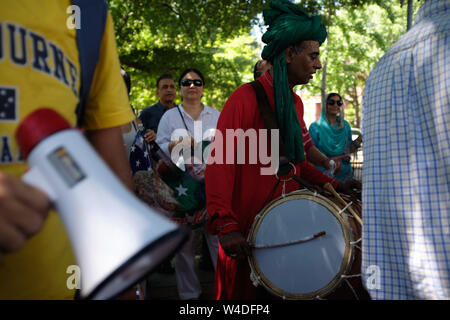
<box><xmin>261</xmin><ymin>0</ymin><xmax>327</xmax><ymax>174</ymax></box>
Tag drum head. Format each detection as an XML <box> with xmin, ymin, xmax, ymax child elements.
<box><xmin>248</xmin><ymin>190</ymin><xmax>353</xmax><ymax>299</ymax></box>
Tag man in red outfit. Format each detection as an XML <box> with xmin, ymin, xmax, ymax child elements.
<box><xmin>205</xmin><ymin>0</ymin><xmax>359</xmax><ymax>299</ymax></box>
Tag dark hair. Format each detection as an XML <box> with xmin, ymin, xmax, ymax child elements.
<box><xmin>253</xmin><ymin>60</ymin><xmax>263</xmax><ymax>80</ymax></box>
<box><xmin>120</xmin><ymin>68</ymin><xmax>136</xmax><ymax>115</ymax></box>
<box><xmin>156</xmin><ymin>74</ymin><xmax>174</xmax><ymax>89</ymax></box>
<box><xmin>326</xmin><ymin>92</ymin><xmax>343</xmax><ymax>102</ymax></box>
<box><xmin>178</xmin><ymin>68</ymin><xmax>205</xmax><ymax>87</ymax></box>
<box><xmin>121</xmin><ymin>68</ymin><xmax>131</xmax><ymax>96</ymax></box>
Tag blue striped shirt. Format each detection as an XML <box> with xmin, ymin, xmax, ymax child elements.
<box><xmin>361</xmin><ymin>0</ymin><xmax>450</xmax><ymax>299</ymax></box>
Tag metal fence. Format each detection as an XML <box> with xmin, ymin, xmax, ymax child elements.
<box><xmin>351</xmin><ymin>161</ymin><xmax>363</xmax><ymax>182</ymax></box>
<box><xmin>350</xmin><ymin>145</ymin><xmax>363</xmax><ymax>182</ymax></box>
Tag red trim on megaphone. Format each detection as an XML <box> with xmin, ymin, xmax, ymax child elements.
<box><xmin>15</xmin><ymin>108</ymin><xmax>72</xmax><ymax>159</ymax></box>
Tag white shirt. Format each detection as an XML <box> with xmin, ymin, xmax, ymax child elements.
<box><xmin>156</xmin><ymin>104</ymin><xmax>220</xmax><ymax>167</ymax></box>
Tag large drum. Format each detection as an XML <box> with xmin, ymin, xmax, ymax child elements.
<box><xmin>247</xmin><ymin>189</ymin><xmax>368</xmax><ymax>300</ymax></box>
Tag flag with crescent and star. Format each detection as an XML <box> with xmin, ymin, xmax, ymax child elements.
<box><xmin>129</xmin><ymin>129</ymin><xmax>205</xmax><ymax>217</ymax></box>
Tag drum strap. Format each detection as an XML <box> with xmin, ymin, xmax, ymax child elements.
<box><xmin>250</xmin><ymin>80</ymin><xmax>314</xmax><ymax>193</ymax></box>
<box><xmin>257</xmin><ymin>179</ymin><xmax>281</xmax><ymax>214</ymax></box>
<box><xmin>250</xmin><ymin>80</ymin><xmax>290</xmax><ymax>170</ymax></box>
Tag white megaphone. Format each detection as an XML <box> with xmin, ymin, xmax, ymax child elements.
<box><xmin>15</xmin><ymin>108</ymin><xmax>189</xmax><ymax>300</ymax></box>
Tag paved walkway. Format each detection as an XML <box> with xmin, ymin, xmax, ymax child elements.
<box><xmin>144</xmin><ymin>229</ymin><xmax>216</xmax><ymax>300</ymax></box>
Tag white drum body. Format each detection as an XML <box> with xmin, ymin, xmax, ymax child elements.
<box><xmin>248</xmin><ymin>189</ymin><xmax>356</xmax><ymax>300</ymax></box>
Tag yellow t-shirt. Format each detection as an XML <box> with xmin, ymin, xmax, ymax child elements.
<box><xmin>0</xmin><ymin>1</ymin><xmax>134</xmax><ymax>299</ymax></box>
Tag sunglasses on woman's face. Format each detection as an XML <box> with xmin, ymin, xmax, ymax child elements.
<box><xmin>181</xmin><ymin>79</ymin><xmax>203</xmax><ymax>87</ymax></box>
<box><xmin>328</xmin><ymin>100</ymin><xmax>343</xmax><ymax>106</ymax></box>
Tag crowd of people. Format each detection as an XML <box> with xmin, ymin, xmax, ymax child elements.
<box><xmin>0</xmin><ymin>0</ymin><xmax>448</xmax><ymax>301</ymax></box>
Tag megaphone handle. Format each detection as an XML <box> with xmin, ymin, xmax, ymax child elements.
<box><xmin>22</xmin><ymin>167</ymin><xmax>57</xmax><ymax>202</ymax></box>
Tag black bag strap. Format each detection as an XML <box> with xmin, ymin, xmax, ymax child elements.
<box><xmin>72</xmin><ymin>0</ymin><xmax>108</xmax><ymax>127</ymax></box>
<box><xmin>250</xmin><ymin>80</ymin><xmax>290</xmax><ymax>170</ymax></box>
<box><xmin>176</xmin><ymin>105</ymin><xmax>190</xmax><ymax>133</ymax></box>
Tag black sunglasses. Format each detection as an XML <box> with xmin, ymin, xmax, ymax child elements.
<box><xmin>181</xmin><ymin>79</ymin><xmax>203</xmax><ymax>87</ymax></box>
<box><xmin>328</xmin><ymin>100</ymin><xmax>343</xmax><ymax>106</ymax></box>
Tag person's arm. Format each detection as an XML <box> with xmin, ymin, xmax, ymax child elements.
<box><xmin>86</xmin><ymin>126</ymin><xmax>133</xmax><ymax>191</ymax></box>
<box><xmin>298</xmin><ymin>119</ymin><xmax>341</xmax><ymax>189</ymax></box>
<box><xmin>299</xmin><ymin>160</ymin><xmax>339</xmax><ymax>189</ymax></box>
<box><xmin>350</xmin><ymin>134</ymin><xmax>362</xmax><ymax>153</ymax></box>
<box><xmin>205</xmin><ymin>89</ymin><xmax>250</xmax><ymax>259</ymax></box>
<box><xmin>80</xmin><ymin>11</ymin><xmax>134</xmax><ymax>189</ymax></box>
<box><xmin>302</xmin><ymin>125</ymin><xmax>361</xmax><ymax>195</ymax></box>
<box><xmin>306</xmin><ymin>123</ymin><xmax>342</xmax><ymax>172</ymax></box>
<box><xmin>0</xmin><ymin>172</ymin><xmax>51</xmax><ymax>260</ymax></box>
<box><xmin>155</xmin><ymin>112</ymin><xmax>174</xmax><ymax>157</ymax></box>
<box><xmin>306</xmin><ymin>145</ymin><xmax>334</xmax><ymax>170</ymax></box>
<box><xmin>139</xmin><ymin>109</ymin><xmax>157</xmax><ymax>143</ymax></box>
<box><xmin>156</xmin><ymin>111</ymin><xmax>193</xmax><ymax>162</ymax></box>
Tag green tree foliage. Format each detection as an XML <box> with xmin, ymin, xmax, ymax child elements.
<box><xmin>107</xmin><ymin>0</ymin><xmax>268</xmax><ymax>111</ymax></box>
<box><xmin>107</xmin><ymin>0</ymin><xmax>423</xmax><ymax>123</ymax></box>
<box><xmin>299</xmin><ymin>0</ymin><xmax>423</xmax><ymax>127</ymax></box>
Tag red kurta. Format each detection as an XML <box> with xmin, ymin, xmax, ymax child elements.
<box><xmin>205</xmin><ymin>72</ymin><xmax>338</xmax><ymax>299</ymax></box>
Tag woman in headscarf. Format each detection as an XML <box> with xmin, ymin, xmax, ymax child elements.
<box><xmin>309</xmin><ymin>93</ymin><xmax>362</xmax><ymax>182</ymax></box>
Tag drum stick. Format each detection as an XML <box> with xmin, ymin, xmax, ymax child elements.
<box><xmin>324</xmin><ymin>182</ymin><xmax>363</xmax><ymax>227</ymax></box>
<box><xmin>252</xmin><ymin>231</ymin><xmax>326</xmax><ymax>249</ymax></box>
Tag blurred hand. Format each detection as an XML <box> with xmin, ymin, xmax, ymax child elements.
<box><xmin>325</xmin><ymin>158</ymin><xmax>342</xmax><ymax>175</ymax></box>
<box><xmin>168</xmin><ymin>136</ymin><xmax>195</xmax><ymax>155</ymax></box>
<box><xmin>143</xmin><ymin>129</ymin><xmax>157</xmax><ymax>143</ymax></box>
<box><xmin>356</xmin><ymin>134</ymin><xmax>363</xmax><ymax>144</ymax></box>
<box><xmin>336</xmin><ymin>178</ymin><xmax>362</xmax><ymax>196</ymax></box>
<box><xmin>0</xmin><ymin>172</ymin><xmax>51</xmax><ymax>260</ymax></box>
<box><xmin>219</xmin><ymin>231</ymin><xmax>251</xmax><ymax>260</ymax></box>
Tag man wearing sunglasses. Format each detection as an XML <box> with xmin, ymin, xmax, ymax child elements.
<box><xmin>205</xmin><ymin>0</ymin><xmax>361</xmax><ymax>300</ymax></box>
<box><xmin>139</xmin><ymin>74</ymin><xmax>177</xmax><ymax>143</ymax></box>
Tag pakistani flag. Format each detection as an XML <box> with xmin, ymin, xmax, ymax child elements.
<box><xmin>129</xmin><ymin>129</ymin><xmax>208</xmax><ymax>215</ymax></box>
<box><xmin>156</xmin><ymin>159</ymin><xmax>205</xmax><ymax>214</ymax></box>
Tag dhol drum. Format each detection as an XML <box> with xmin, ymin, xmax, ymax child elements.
<box><xmin>247</xmin><ymin>189</ymin><xmax>368</xmax><ymax>300</ymax></box>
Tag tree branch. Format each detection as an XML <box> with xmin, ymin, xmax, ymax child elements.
<box><xmin>120</xmin><ymin>59</ymin><xmax>153</xmax><ymax>74</ymax></box>
<box><xmin>161</xmin><ymin>3</ymin><xmax>195</xmax><ymax>42</ymax></box>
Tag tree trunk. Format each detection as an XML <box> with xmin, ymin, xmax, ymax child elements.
<box><xmin>352</xmin><ymin>85</ymin><xmax>361</xmax><ymax>128</ymax></box>
<box><xmin>407</xmin><ymin>0</ymin><xmax>413</xmax><ymax>31</ymax></box>
<box><xmin>321</xmin><ymin>60</ymin><xmax>327</xmax><ymax>104</ymax></box>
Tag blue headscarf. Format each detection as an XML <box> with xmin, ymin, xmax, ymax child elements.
<box><xmin>313</xmin><ymin>93</ymin><xmax>350</xmax><ymax>157</ymax></box>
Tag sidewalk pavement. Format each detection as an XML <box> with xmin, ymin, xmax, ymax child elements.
<box><xmin>145</xmin><ymin>229</ymin><xmax>216</xmax><ymax>300</ymax></box>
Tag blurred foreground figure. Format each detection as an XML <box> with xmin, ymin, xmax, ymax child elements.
<box><xmin>0</xmin><ymin>0</ymin><xmax>134</xmax><ymax>299</ymax></box>
<box><xmin>362</xmin><ymin>0</ymin><xmax>449</xmax><ymax>300</ymax></box>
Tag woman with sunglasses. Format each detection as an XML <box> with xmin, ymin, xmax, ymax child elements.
<box><xmin>309</xmin><ymin>93</ymin><xmax>362</xmax><ymax>182</ymax></box>
<box><xmin>156</xmin><ymin>68</ymin><xmax>220</xmax><ymax>300</ymax></box>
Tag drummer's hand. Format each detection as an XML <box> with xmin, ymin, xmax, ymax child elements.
<box><xmin>330</xmin><ymin>157</ymin><xmax>343</xmax><ymax>174</ymax></box>
<box><xmin>336</xmin><ymin>179</ymin><xmax>362</xmax><ymax>195</ymax></box>
<box><xmin>219</xmin><ymin>231</ymin><xmax>251</xmax><ymax>260</ymax></box>
<box><xmin>0</xmin><ymin>172</ymin><xmax>51</xmax><ymax>260</ymax></box>
<box><xmin>324</xmin><ymin>158</ymin><xmax>342</xmax><ymax>175</ymax></box>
